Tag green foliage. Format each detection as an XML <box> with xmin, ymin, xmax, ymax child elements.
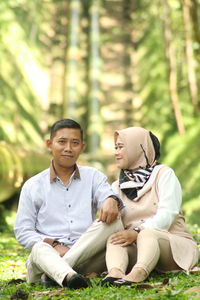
<box><xmin>0</xmin><ymin>205</ymin><xmax>9</xmax><ymax>232</ymax></box>
<box><xmin>0</xmin><ymin>142</ymin><xmax>50</xmax><ymax>203</ymax></box>
<box><xmin>0</xmin><ymin>143</ymin><xmax>23</xmax><ymax>202</ymax></box>
<box><xmin>0</xmin><ymin>0</ymin><xmax>45</xmax><ymax>147</ymax></box>
<box><xmin>163</xmin><ymin>120</ymin><xmax>200</xmax><ymax>224</ymax></box>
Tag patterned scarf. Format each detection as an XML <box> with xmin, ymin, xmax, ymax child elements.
<box><xmin>115</xmin><ymin>127</ymin><xmax>161</xmax><ymax>200</ymax></box>
<box><xmin>119</xmin><ymin>165</ymin><xmax>157</xmax><ymax>200</ymax></box>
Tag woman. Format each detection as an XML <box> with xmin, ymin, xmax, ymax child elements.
<box><xmin>100</xmin><ymin>126</ymin><xmax>199</xmax><ymax>286</ymax></box>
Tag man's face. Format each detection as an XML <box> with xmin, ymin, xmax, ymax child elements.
<box><xmin>47</xmin><ymin>128</ymin><xmax>85</xmax><ymax>169</ymax></box>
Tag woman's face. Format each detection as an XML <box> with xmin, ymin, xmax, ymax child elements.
<box><xmin>115</xmin><ymin>135</ymin><xmax>128</xmax><ymax>169</ymax></box>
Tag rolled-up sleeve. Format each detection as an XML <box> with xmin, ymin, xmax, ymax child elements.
<box><xmin>92</xmin><ymin>170</ymin><xmax>115</xmax><ymax>210</ymax></box>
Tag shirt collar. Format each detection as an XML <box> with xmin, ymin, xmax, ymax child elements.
<box><xmin>50</xmin><ymin>160</ymin><xmax>80</xmax><ymax>183</ymax></box>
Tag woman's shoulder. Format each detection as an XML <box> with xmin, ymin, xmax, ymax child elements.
<box><xmin>111</xmin><ymin>179</ymin><xmax>119</xmax><ymax>186</ymax></box>
<box><xmin>111</xmin><ymin>179</ymin><xmax>119</xmax><ymax>193</ymax></box>
<box><xmin>154</xmin><ymin>164</ymin><xmax>180</xmax><ymax>186</ymax></box>
<box><xmin>155</xmin><ymin>164</ymin><xmax>177</xmax><ymax>174</ymax></box>
<box><xmin>154</xmin><ymin>164</ymin><xmax>172</xmax><ymax>175</ymax></box>
<box><xmin>151</xmin><ymin>164</ymin><xmax>176</xmax><ymax>183</ymax></box>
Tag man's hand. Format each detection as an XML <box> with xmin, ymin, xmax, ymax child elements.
<box><xmin>98</xmin><ymin>197</ymin><xmax>119</xmax><ymax>224</ymax></box>
<box><xmin>53</xmin><ymin>244</ymin><xmax>69</xmax><ymax>257</ymax></box>
<box><xmin>109</xmin><ymin>230</ymin><xmax>138</xmax><ymax>246</ymax></box>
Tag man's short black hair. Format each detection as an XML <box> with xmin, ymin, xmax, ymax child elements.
<box><xmin>50</xmin><ymin>119</ymin><xmax>83</xmax><ymax>140</ymax></box>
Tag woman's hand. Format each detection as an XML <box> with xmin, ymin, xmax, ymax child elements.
<box><xmin>109</xmin><ymin>230</ymin><xmax>138</xmax><ymax>247</ymax></box>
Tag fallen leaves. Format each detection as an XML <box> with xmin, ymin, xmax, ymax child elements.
<box><xmin>184</xmin><ymin>286</ymin><xmax>200</xmax><ymax>294</ymax></box>
<box><xmin>85</xmin><ymin>272</ymin><xmax>99</xmax><ymax>278</ymax></box>
<box><xmin>130</xmin><ymin>278</ymin><xmax>169</xmax><ymax>290</ymax></box>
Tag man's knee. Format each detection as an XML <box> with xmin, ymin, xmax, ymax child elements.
<box><xmin>89</xmin><ymin>218</ymin><xmax>123</xmax><ymax>234</ymax></box>
<box><xmin>103</xmin><ymin>218</ymin><xmax>124</xmax><ymax>232</ymax></box>
<box><xmin>106</xmin><ymin>220</ymin><xmax>124</xmax><ymax>244</ymax></box>
<box><xmin>32</xmin><ymin>241</ymin><xmax>48</xmax><ymax>252</ymax></box>
<box><xmin>31</xmin><ymin>242</ymin><xmax>52</xmax><ymax>261</ymax></box>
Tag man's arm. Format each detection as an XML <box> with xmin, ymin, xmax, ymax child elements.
<box><xmin>14</xmin><ymin>181</ymin><xmax>44</xmax><ymax>250</ymax></box>
<box><xmin>98</xmin><ymin>196</ymin><xmax>120</xmax><ymax>224</ymax></box>
<box><xmin>92</xmin><ymin>170</ymin><xmax>124</xmax><ymax>224</ymax></box>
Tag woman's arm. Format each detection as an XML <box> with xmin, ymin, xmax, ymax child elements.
<box><xmin>142</xmin><ymin>168</ymin><xmax>182</xmax><ymax>230</ymax></box>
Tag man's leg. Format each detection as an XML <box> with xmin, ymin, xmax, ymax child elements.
<box><xmin>27</xmin><ymin>219</ymin><xmax>123</xmax><ymax>286</ymax></box>
<box><xmin>63</xmin><ymin>219</ymin><xmax>124</xmax><ymax>270</ymax></box>
<box><xmin>26</xmin><ymin>242</ymin><xmax>75</xmax><ymax>286</ymax></box>
<box><xmin>75</xmin><ymin>248</ymin><xmax>106</xmax><ymax>275</ymax></box>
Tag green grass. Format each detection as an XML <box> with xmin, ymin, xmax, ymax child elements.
<box><xmin>0</xmin><ymin>211</ymin><xmax>200</xmax><ymax>299</ymax></box>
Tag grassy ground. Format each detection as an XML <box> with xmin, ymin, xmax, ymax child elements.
<box><xmin>0</xmin><ymin>211</ymin><xmax>200</xmax><ymax>300</ymax></box>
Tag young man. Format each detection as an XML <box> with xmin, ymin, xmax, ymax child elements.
<box><xmin>14</xmin><ymin>119</ymin><xmax>123</xmax><ymax>289</ymax></box>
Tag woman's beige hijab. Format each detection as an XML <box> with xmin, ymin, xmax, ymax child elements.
<box><xmin>114</xmin><ymin>127</ymin><xmax>156</xmax><ymax>170</ymax></box>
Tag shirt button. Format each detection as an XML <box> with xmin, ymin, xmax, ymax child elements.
<box><xmin>66</xmin><ymin>188</ymin><xmax>69</xmax><ymax>191</ymax></box>
<box><xmin>68</xmin><ymin>237</ymin><xmax>70</xmax><ymax>240</ymax></box>
<box><xmin>68</xmin><ymin>205</ymin><xmax>71</xmax><ymax>208</ymax></box>
<box><xmin>70</xmin><ymin>220</ymin><xmax>73</xmax><ymax>223</ymax></box>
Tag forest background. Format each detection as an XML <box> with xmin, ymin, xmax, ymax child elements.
<box><xmin>0</xmin><ymin>0</ymin><xmax>200</xmax><ymax>226</ymax></box>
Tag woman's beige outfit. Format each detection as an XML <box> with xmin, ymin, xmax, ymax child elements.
<box><xmin>106</xmin><ymin>127</ymin><xmax>199</xmax><ymax>277</ymax></box>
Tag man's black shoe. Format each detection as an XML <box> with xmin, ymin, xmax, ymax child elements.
<box><xmin>40</xmin><ymin>274</ymin><xmax>59</xmax><ymax>287</ymax></box>
<box><xmin>64</xmin><ymin>273</ymin><xmax>91</xmax><ymax>289</ymax></box>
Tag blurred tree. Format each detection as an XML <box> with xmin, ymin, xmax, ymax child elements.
<box><xmin>65</xmin><ymin>0</ymin><xmax>82</xmax><ymax>119</ymax></box>
<box><xmin>87</xmin><ymin>0</ymin><xmax>103</xmax><ymax>154</ymax></box>
<box><xmin>0</xmin><ymin>0</ymin><xmax>49</xmax><ymax>206</ymax></box>
<box><xmin>48</xmin><ymin>1</ymin><xmax>69</xmax><ymax>120</ymax></box>
<box><xmin>129</xmin><ymin>0</ymin><xmax>143</xmax><ymax>126</ymax></box>
<box><xmin>0</xmin><ymin>0</ymin><xmax>46</xmax><ymax>147</ymax></box>
<box><xmin>190</xmin><ymin>0</ymin><xmax>200</xmax><ymax>63</ymax></box>
<box><xmin>182</xmin><ymin>0</ymin><xmax>199</xmax><ymax>114</ymax></box>
<box><xmin>162</xmin><ymin>0</ymin><xmax>185</xmax><ymax>135</ymax></box>
<box><xmin>121</xmin><ymin>0</ymin><xmax>135</xmax><ymax>127</ymax></box>
<box><xmin>0</xmin><ymin>142</ymin><xmax>49</xmax><ymax>203</ymax></box>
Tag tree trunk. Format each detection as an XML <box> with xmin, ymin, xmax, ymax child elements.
<box><xmin>48</xmin><ymin>1</ymin><xmax>69</xmax><ymax>119</ymax></box>
<box><xmin>64</xmin><ymin>0</ymin><xmax>82</xmax><ymax>119</ymax></box>
<box><xmin>122</xmin><ymin>0</ymin><xmax>134</xmax><ymax>127</ymax></box>
<box><xmin>190</xmin><ymin>0</ymin><xmax>200</xmax><ymax>46</ymax></box>
<box><xmin>182</xmin><ymin>0</ymin><xmax>199</xmax><ymax>114</ymax></box>
<box><xmin>129</xmin><ymin>0</ymin><xmax>142</xmax><ymax>125</ymax></box>
<box><xmin>162</xmin><ymin>0</ymin><xmax>185</xmax><ymax>135</ymax></box>
<box><xmin>87</xmin><ymin>0</ymin><xmax>102</xmax><ymax>154</ymax></box>
<box><xmin>80</xmin><ymin>0</ymin><xmax>90</xmax><ymax>148</ymax></box>
<box><xmin>190</xmin><ymin>0</ymin><xmax>200</xmax><ymax>111</ymax></box>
